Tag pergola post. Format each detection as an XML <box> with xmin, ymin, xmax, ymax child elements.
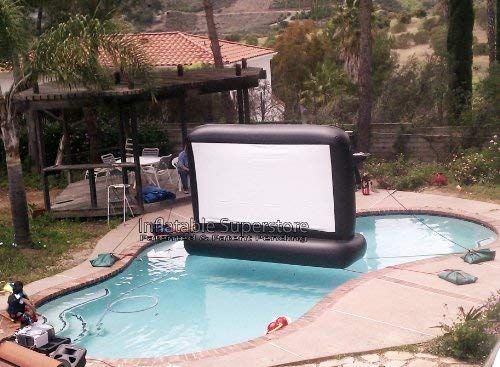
<box><xmin>179</xmin><ymin>94</ymin><xmax>188</xmax><ymax>146</ymax></box>
<box><xmin>235</xmin><ymin>64</ymin><xmax>244</xmax><ymax>124</ymax></box>
<box><xmin>118</xmin><ymin>101</ymin><xmax>129</xmax><ymax>186</ymax></box>
<box><xmin>61</xmin><ymin>113</ymin><xmax>74</xmax><ymax>183</ymax></box>
<box><xmin>27</xmin><ymin>110</ymin><xmax>40</xmax><ymax>173</ymax></box>
<box><xmin>242</xmin><ymin>59</ymin><xmax>251</xmax><ymax>123</ymax></box>
<box><xmin>35</xmin><ymin>112</ymin><xmax>50</xmax><ymax>211</ymax></box>
<box><xmin>130</xmin><ymin>104</ymin><xmax>144</xmax><ymax>213</ymax></box>
<box><xmin>243</xmin><ymin>89</ymin><xmax>250</xmax><ymax>123</ymax></box>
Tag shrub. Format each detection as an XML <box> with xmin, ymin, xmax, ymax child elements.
<box><xmin>398</xmin><ymin>12</ymin><xmax>412</xmax><ymax>24</ymax></box>
<box><xmin>413</xmin><ymin>29</ymin><xmax>430</xmax><ymax>44</ymax></box>
<box><xmin>448</xmin><ymin>138</ymin><xmax>499</xmax><ymax>185</ymax></box>
<box><xmin>413</xmin><ymin>8</ymin><xmax>427</xmax><ymax>18</ymax></box>
<box><xmin>364</xmin><ymin>155</ymin><xmax>441</xmax><ymax>190</ymax></box>
<box><xmin>392</xmin><ymin>32</ymin><xmax>414</xmax><ymax>49</ymax></box>
<box><xmin>433</xmin><ymin>292</ymin><xmax>499</xmax><ymax>362</ymax></box>
<box><xmin>225</xmin><ymin>33</ymin><xmax>242</xmax><ymax>42</ymax></box>
<box><xmin>245</xmin><ymin>34</ymin><xmax>259</xmax><ymax>46</ymax></box>
<box><xmin>421</xmin><ymin>16</ymin><xmax>441</xmax><ymax>31</ymax></box>
<box><xmin>391</xmin><ymin>21</ymin><xmax>408</xmax><ymax>33</ymax></box>
<box><xmin>429</xmin><ymin>25</ymin><xmax>447</xmax><ymax>56</ymax></box>
<box><xmin>374</xmin><ymin>55</ymin><xmax>448</xmax><ymax>125</ymax></box>
<box><xmin>473</xmin><ymin>43</ymin><xmax>489</xmax><ymax>56</ymax></box>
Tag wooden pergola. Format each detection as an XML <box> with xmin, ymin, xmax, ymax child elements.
<box><xmin>13</xmin><ymin>63</ymin><xmax>265</xmax><ymax>217</ymax></box>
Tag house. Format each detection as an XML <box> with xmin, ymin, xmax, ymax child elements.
<box><xmin>118</xmin><ymin>32</ymin><xmax>277</xmax><ymax>88</ymax></box>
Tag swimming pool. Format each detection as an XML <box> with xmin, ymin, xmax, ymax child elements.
<box><xmin>39</xmin><ymin>214</ymin><xmax>496</xmax><ymax>358</ymax></box>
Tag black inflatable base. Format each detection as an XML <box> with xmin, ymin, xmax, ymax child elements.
<box><xmin>184</xmin><ymin>233</ymin><xmax>367</xmax><ymax>269</ymax></box>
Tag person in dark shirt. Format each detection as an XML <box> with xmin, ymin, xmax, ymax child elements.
<box><xmin>7</xmin><ymin>281</ymin><xmax>38</xmax><ymax>326</ymax></box>
<box><xmin>177</xmin><ymin>145</ymin><xmax>190</xmax><ymax>194</ymax></box>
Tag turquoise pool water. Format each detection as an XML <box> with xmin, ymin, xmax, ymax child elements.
<box><xmin>39</xmin><ymin>215</ymin><xmax>496</xmax><ymax>358</ymax></box>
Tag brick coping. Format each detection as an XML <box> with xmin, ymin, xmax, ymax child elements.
<box><xmin>27</xmin><ymin>207</ymin><xmax>499</xmax><ymax>365</ymax></box>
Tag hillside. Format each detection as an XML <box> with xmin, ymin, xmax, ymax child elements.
<box><xmin>127</xmin><ymin>0</ymin><xmax>491</xmax><ymax>80</ymax></box>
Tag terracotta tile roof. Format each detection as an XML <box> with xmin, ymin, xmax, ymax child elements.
<box><xmin>120</xmin><ymin>31</ymin><xmax>276</xmax><ymax>67</ymax></box>
<box><xmin>0</xmin><ymin>32</ymin><xmax>275</xmax><ymax>72</ymax></box>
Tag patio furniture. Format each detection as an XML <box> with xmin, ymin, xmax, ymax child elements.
<box><xmin>171</xmin><ymin>156</ymin><xmax>189</xmax><ymax>192</ymax></box>
<box><xmin>126</xmin><ymin>156</ymin><xmax>161</xmax><ymax>166</ymax></box>
<box><xmin>142</xmin><ymin>155</ymin><xmax>174</xmax><ymax>187</ymax></box>
<box><xmin>101</xmin><ymin>153</ymin><xmax>122</xmax><ymax>186</ymax></box>
<box><xmin>142</xmin><ymin>147</ymin><xmax>159</xmax><ymax>157</ymax></box>
<box><xmin>85</xmin><ymin>153</ymin><xmax>121</xmax><ymax>183</ymax></box>
<box><xmin>125</xmin><ymin>138</ymin><xmax>134</xmax><ymax>158</ymax></box>
<box><xmin>107</xmin><ymin>183</ymin><xmax>134</xmax><ymax>225</ymax></box>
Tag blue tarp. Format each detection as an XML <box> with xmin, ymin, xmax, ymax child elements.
<box><xmin>142</xmin><ymin>186</ymin><xmax>176</xmax><ymax>204</ymax></box>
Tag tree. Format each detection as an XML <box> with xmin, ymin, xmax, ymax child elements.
<box><xmin>357</xmin><ymin>0</ymin><xmax>373</xmax><ymax>152</ymax></box>
<box><xmin>202</xmin><ymin>0</ymin><xmax>235</xmax><ymax>124</ymax></box>
<box><xmin>326</xmin><ymin>0</ymin><xmax>361</xmax><ymax>81</ymax></box>
<box><xmin>0</xmin><ymin>0</ymin><xmax>33</xmax><ymax>247</ymax></box>
<box><xmin>497</xmin><ymin>0</ymin><xmax>500</xmax><ymax>62</ymax></box>
<box><xmin>446</xmin><ymin>0</ymin><xmax>474</xmax><ymax>120</ymax></box>
<box><xmin>0</xmin><ymin>9</ymin><xmax>149</xmax><ymax>247</ymax></box>
<box><xmin>487</xmin><ymin>0</ymin><xmax>495</xmax><ymax>65</ymax></box>
<box><xmin>272</xmin><ymin>21</ymin><xmax>326</xmax><ymax>119</ymax></box>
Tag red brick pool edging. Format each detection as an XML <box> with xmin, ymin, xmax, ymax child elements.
<box><xmin>29</xmin><ymin>207</ymin><xmax>500</xmax><ymax>366</ymax></box>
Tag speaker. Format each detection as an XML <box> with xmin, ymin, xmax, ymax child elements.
<box><xmin>35</xmin><ymin>337</ymin><xmax>71</xmax><ymax>355</ymax></box>
<box><xmin>49</xmin><ymin>344</ymin><xmax>87</xmax><ymax>367</ymax></box>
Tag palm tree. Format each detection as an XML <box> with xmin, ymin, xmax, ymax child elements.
<box><xmin>0</xmin><ymin>0</ymin><xmax>32</xmax><ymax>247</ymax></box>
<box><xmin>326</xmin><ymin>0</ymin><xmax>361</xmax><ymax>82</ymax></box>
<box><xmin>486</xmin><ymin>0</ymin><xmax>495</xmax><ymax>65</ymax></box>
<box><xmin>203</xmin><ymin>0</ymin><xmax>235</xmax><ymax>124</ymax></box>
<box><xmin>0</xmin><ymin>3</ymin><xmax>149</xmax><ymax>247</ymax></box>
<box><xmin>357</xmin><ymin>0</ymin><xmax>373</xmax><ymax>152</ymax></box>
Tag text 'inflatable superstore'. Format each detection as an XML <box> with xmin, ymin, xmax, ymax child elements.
<box><xmin>184</xmin><ymin>124</ymin><xmax>367</xmax><ymax>268</ymax></box>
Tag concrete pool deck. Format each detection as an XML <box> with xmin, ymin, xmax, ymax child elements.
<box><xmin>1</xmin><ymin>190</ymin><xmax>499</xmax><ymax>367</ymax></box>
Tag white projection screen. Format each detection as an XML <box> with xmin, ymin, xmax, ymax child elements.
<box><xmin>192</xmin><ymin>142</ymin><xmax>335</xmax><ymax>232</ymax></box>
<box><xmin>184</xmin><ymin>124</ymin><xmax>366</xmax><ymax>269</ymax></box>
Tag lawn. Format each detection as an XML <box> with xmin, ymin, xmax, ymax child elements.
<box><xmin>0</xmin><ymin>189</ymin><xmax>118</xmax><ymax>285</ymax></box>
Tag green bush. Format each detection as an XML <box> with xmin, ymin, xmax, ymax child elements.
<box><xmin>364</xmin><ymin>155</ymin><xmax>441</xmax><ymax>190</ymax></box>
<box><xmin>392</xmin><ymin>32</ymin><xmax>414</xmax><ymax>49</ymax></box>
<box><xmin>434</xmin><ymin>292</ymin><xmax>499</xmax><ymax>362</ymax></box>
<box><xmin>413</xmin><ymin>29</ymin><xmax>430</xmax><ymax>44</ymax></box>
<box><xmin>448</xmin><ymin>138</ymin><xmax>499</xmax><ymax>185</ymax></box>
<box><xmin>413</xmin><ymin>8</ymin><xmax>427</xmax><ymax>18</ymax></box>
<box><xmin>391</xmin><ymin>21</ymin><xmax>408</xmax><ymax>33</ymax></box>
<box><xmin>245</xmin><ymin>34</ymin><xmax>259</xmax><ymax>46</ymax></box>
<box><xmin>429</xmin><ymin>25</ymin><xmax>447</xmax><ymax>56</ymax></box>
<box><xmin>225</xmin><ymin>33</ymin><xmax>242</xmax><ymax>42</ymax></box>
<box><xmin>473</xmin><ymin>42</ymin><xmax>489</xmax><ymax>56</ymax></box>
<box><xmin>398</xmin><ymin>12</ymin><xmax>412</xmax><ymax>24</ymax></box>
<box><xmin>421</xmin><ymin>16</ymin><xmax>441</xmax><ymax>31</ymax></box>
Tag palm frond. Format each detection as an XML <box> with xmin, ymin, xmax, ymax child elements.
<box><xmin>0</xmin><ymin>0</ymin><xmax>30</xmax><ymax>64</ymax></box>
<box><xmin>32</xmin><ymin>15</ymin><xmax>151</xmax><ymax>90</ymax></box>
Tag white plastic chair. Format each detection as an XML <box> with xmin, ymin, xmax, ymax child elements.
<box><xmin>142</xmin><ymin>148</ymin><xmax>159</xmax><ymax>157</ymax></box>
<box><xmin>101</xmin><ymin>153</ymin><xmax>121</xmax><ymax>186</ymax></box>
<box><xmin>125</xmin><ymin>138</ymin><xmax>134</xmax><ymax>158</ymax></box>
<box><xmin>171</xmin><ymin>156</ymin><xmax>189</xmax><ymax>192</ymax></box>
<box><xmin>141</xmin><ymin>154</ymin><xmax>173</xmax><ymax>188</ymax></box>
<box><xmin>157</xmin><ymin>155</ymin><xmax>174</xmax><ymax>184</ymax></box>
<box><xmin>85</xmin><ymin>153</ymin><xmax>120</xmax><ymax>182</ymax></box>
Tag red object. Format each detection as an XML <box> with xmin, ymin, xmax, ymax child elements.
<box><xmin>361</xmin><ymin>177</ymin><xmax>371</xmax><ymax>195</ymax></box>
<box><xmin>267</xmin><ymin>321</ymin><xmax>279</xmax><ymax>333</ymax></box>
<box><xmin>266</xmin><ymin>316</ymin><xmax>291</xmax><ymax>334</ymax></box>
<box><xmin>431</xmin><ymin>172</ymin><xmax>447</xmax><ymax>186</ymax></box>
<box><xmin>275</xmin><ymin>316</ymin><xmax>289</xmax><ymax>327</ymax></box>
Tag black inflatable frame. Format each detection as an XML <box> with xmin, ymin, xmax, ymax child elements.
<box><xmin>184</xmin><ymin>124</ymin><xmax>367</xmax><ymax>268</ymax></box>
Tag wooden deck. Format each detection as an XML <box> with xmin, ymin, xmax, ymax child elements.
<box><xmin>50</xmin><ymin>170</ymin><xmax>190</xmax><ymax>218</ymax></box>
